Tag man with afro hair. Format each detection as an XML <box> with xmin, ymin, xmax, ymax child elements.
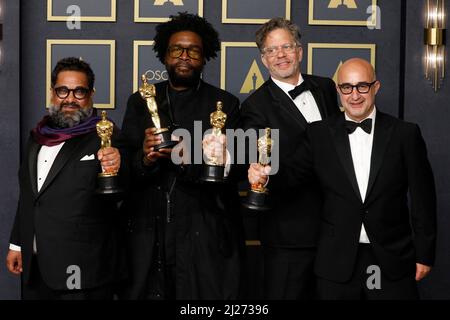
<box><xmin>120</xmin><ymin>12</ymin><xmax>243</xmax><ymax>300</ymax></box>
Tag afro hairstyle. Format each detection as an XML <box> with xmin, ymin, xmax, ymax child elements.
<box><xmin>153</xmin><ymin>12</ymin><xmax>220</xmax><ymax>64</ymax></box>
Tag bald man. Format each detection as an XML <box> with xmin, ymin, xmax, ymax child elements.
<box><xmin>248</xmin><ymin>58</ymin><xmax>437</xmax><ymax>299</ymax></box>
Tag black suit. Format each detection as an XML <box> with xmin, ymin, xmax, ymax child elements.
<box><xmin>279</xmin><ymin>111</ymin><xmax>436</xmax><ymax>299</ymax></box>
<box><xmin>240</xmin><ymin>75</ymin><xmax>340</xmax><ymax>299</ymax></box>
<box><xmin>9</xmin><ymin>132</ymin><xmax>126</xmax><ymax>298</ymax></box>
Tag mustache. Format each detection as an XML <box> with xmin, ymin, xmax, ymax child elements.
<box><xmin>175</xmin><ymin>61</ymin><xmax>193</xmax><ymax>69</ymax></box>
<box><xmin>61</xmin><ymin>102</ymin><xmax>81</xmax><ymax>108</ymax></box>
<box><xmin>49</xmin><ymin>104</ymin><xmax>93</xmax><ymax>128</ymax></box>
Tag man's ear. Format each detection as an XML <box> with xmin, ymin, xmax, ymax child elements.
<box><xmin>298</xmin><ymin>46</ymin><xmax>303</xmax><ymax>64</ymax></box>
<box><xmin>261</xmin><ymin>54</ymin><xmax>269</xmax><ymax>70</ymax></box>
<box><xmin>373</xmin><ymin>80</ymin><xmax>381</xmax><ymax>95</ymax></box>
<box><xmin>49</xmin><ymin>87</ymin><xmax>56</xmax><ymax>105</ymax></box>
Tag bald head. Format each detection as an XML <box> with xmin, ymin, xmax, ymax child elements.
<box><xmin>337</xmin><ymin>58</ymin><xmax>376</xmax><ymax>84</ymax></box>
<box><xmin>336</xmin><ymin>58</ymin><xmax>380</xmax><ymax>122</ymax></box>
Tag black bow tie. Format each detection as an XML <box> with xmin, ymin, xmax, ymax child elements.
<box><xmin>288</xmin><ymin>81</ymin><xmax>312</xmax><ymax>100</ymax></box>
<box><xmin>345</xmin><ymin>118</ymin><xmax>372</xmax><ymax>134</ymax></box>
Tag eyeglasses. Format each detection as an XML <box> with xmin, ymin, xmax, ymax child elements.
<box><xmin>53</xmin><ymin>86</ymin><xmax>91</xmax><ymax>99</ymax></box>
<box><xmin>167</xmin><ymin>45</ymin><xmax>203</xmax><ymax>60</ymax></box>
<box><xmin>337</xmin><ymin>81</ymin><xmax>378</xmax><ymax>95</ymax></box>
<box><xmin>262</xmin><ymin>43</ymin><xmax>298</xmax><ymax>57</ymax></box>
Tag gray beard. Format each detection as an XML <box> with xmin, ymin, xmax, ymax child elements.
<box><xmin>48</xmin><ymin>105</ymin><xmax>93</xmax><ymax>128</ymax></box>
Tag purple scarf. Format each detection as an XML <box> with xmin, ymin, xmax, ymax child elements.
<box><xmin>31</xmin><ymin>115</ymin><xmax>101</xmax><ymax>146</ymax></box>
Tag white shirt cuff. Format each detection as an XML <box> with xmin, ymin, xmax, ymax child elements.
<box><xmin>9</xmin><ymin>244</ymin><xmax>21</xmax><ymax>252</ymax></box>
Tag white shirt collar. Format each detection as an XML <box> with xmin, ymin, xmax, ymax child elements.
<box><xmin>271</xmin><ymin>74</ymin><xmax>304</xmax><ymax>94</ymax></box>
<box><xmin>345</xmin><ymin>106</ymin><xmax>377</xmax><ymax>123</ymax></box>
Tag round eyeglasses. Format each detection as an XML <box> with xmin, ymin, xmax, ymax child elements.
<box><xmin>53</xmin><ymin>86</ymin><xmax>91</xmax><ymax>100</ymax></box>
<box><xmin>167</xmin><ymin>45</ymin><xmax>203</xmax><ymax>60</ymax></box>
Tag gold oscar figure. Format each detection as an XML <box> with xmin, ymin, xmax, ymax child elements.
<box><xmin>242</xmin><ymin>128</ymin><xmax>272</xmax><ymax>211</ymax></box>
<box><xmin>95</xmin><ymin>111</ymin><xmax>123</xmax><ymax>194</ymax></box>
<box><xmin>139</xmin><ymin>74</ymin><xmax>177</xmax><ymax>151</ymax></box>
<box><xmin>200</xmin><ymin>101</ymin><xmax>227</xmax><ymax>183</ymax></box>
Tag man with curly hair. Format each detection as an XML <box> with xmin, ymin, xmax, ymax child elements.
<box><xmin>119</xmin><ymin>12</ymin><xmax>243</xmax><ymax>300</ymax></box>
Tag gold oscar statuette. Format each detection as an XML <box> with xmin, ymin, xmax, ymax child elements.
<box><xmin>139</xmin><ymin>74</ymin><xmax>177</xmax><ymax>151</ymax></box>
<box><xmin>95</xmin><ymin>110</ymin><xmax>123</xmax><ymax>194</ymax></box>
<box><xmin>242</xmin><ymin>128</ymin><xmax>272</xmax><ymax>211</ymax></box>
<box><xmin>200</xmin><ymin>101</ymin><xmax>227</xmax><ymax>183</ymax></box>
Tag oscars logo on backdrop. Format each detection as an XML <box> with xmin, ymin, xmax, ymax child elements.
<box><xmin>154</xmin><ymin>0</ymin><xmax>184</xmax><ymax>5</ymax></box>
<box><xmin>328</xmin><ymin>0</ymin><xmax>357</xmax><ymax>9</ymax></box>
<box><xmin>240</xmin><ymin>60</ymin><xmax>264</xmax><ymax>94</ymax></box>
<box><xmin>144</xmin><ymin>69</ymin><xmax>169</xmax><ymax>82</ymax></box>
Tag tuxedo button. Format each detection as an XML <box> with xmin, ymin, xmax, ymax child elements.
<box><xmin>364</xmin><ymin>210</ymin><xmax>369</xmax><ymax>214</ymax></box>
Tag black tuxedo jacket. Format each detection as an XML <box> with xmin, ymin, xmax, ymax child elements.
<box><xmin>279</xmin><ymin>111</ymin><xmax>437</xmax><ymax>282</ymax></box>
<box><xmin>9</xmin><ymin>132</ymin><xmax>126</xmax><ymax>290</ymax></box>
<box><xmin>240</xmin><ymin>75</ymin><xmax>340</xmax><ymax>247</ymax></box>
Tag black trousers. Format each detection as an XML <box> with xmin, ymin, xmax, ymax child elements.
<box><xmin>317</xmin><ymin>244</ymin><xmax>419</xmax><ymax>300</ymax></box>
<box><xmin>22</xmin><ymin>256</ymin><xmax>115</xmax><ymax>300</ymax></box>
<box><xmin>263</xmin><ymin>246</ymin><xmax>316</xmax><ymax>300</ymax></box>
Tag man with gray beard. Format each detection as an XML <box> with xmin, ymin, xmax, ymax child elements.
<box><xmin>47</xmin><ymin>94</ymin><xmax>94</xmax><ymax>129</ymax></box>
<box><xmin>6</xmin><ymin>57</ymin><xmax>126</xmax><ymax>300</ymax></box>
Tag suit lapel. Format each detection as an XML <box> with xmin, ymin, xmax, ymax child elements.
<box><xmin>328</xmin><ymin>115</ymin><xmax>363</xmax><ymax>202</ymax></box>
<box><xmin>365</xmin><ymin>112</ymin><xmax>395</xmax><ymax>201</ymax></box>
<box><xmin>267</xmin><ymin>79</ymin><xmax>308</xmax><ymax>130</ymax></box>
<box><xmin>27</xmin><ymin>138</ymin><xmax>40</xmax><ymax>196</ymax></box>
<box><xmin>37</xmin><ymin>135</ymin><xmax>86</xmax><ymax>197</ymax></box>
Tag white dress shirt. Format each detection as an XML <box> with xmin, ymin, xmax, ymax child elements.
<box><xmin>345</xmin><ymin>108</ymin><xmax>376</xmax><ymax>243</ymax></box>
<box><xmin>9</xmin><ymin>142</ymin><xmax>65</xmax><ymax>252</ymax></box>
<box><xmin>272</xmin><ymin>75</ymin><xmax>323</xmax><ymax>123</ymax></box>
